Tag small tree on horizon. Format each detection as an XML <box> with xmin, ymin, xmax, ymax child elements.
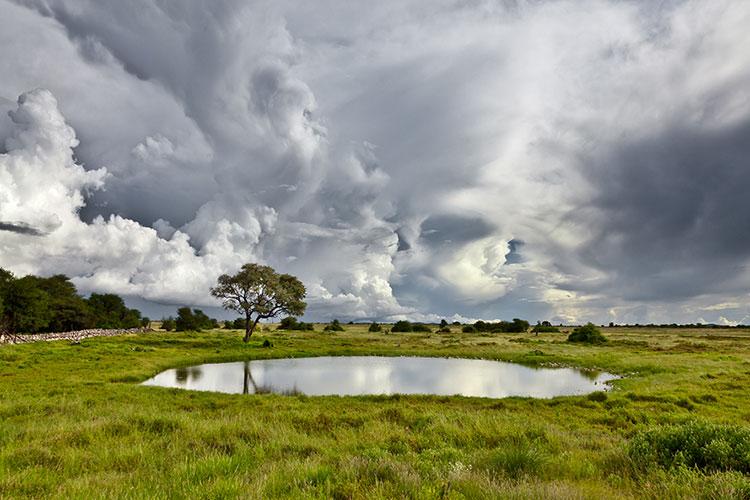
<box><xmin>210</xmin><ymin>263</ymin><xmax>306</xmax><ymax>342</ymax></box>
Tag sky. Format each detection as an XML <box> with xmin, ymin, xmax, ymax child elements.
<box><xmin>1</xmin><ymin>0</ymin><xmax>749</xmax><ymax>324</ymax></box>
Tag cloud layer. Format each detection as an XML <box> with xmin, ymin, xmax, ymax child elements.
<box><xmin>1</xmin><ymin>0</ymin><xmax>749</xmax><ymax>323</ymax></box>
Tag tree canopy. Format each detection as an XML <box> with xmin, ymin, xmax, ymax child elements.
<box><xmin>210</xmin><ymin>263</ymin><xmax>306</xmax><ymax>342</ymax></box>
<box><xmin>0</xmin><ymin>268</ymin><xmax>145</xmax><ymax>334</ymax></box>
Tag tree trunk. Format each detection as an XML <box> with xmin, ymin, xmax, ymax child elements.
<box><xmin>243</xmin><ymin>315</ymin><xmax>261</xmax><ymax>343</ymax></box>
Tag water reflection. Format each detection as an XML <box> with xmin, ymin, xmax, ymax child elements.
<box><xmin>142</xmin><ymin>356</ymin><xmax>618</xmax><ymax>399</ymax></box>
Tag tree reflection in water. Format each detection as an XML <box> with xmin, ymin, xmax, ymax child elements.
<box><xmin>243</xmin><ymin>361</ymin><xmax>300</xmax><ymax>395</ymax></box>
<box><xmin>175</xmin><ymin>366</ymin><xmax>203</xmax><ymax>385</ymax></box>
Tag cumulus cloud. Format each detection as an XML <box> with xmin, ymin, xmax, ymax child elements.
<box><xmin>1</xmin><ymin>0</ymin><xmax>749</xmax><ymax>323</ymax></box>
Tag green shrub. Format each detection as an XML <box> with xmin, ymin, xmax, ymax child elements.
<box><xmin>462</xmin><ymin>325</ymin><xmax>477</xmax><ymax>333</ymax></box>
<box><xmin>412</xmin><ymin>323</ymin><xmax>432</xmax><ymax>333</ymax></box>
<box><xmin>324</xmin><ymin>319</ymin><xmax>345</xmax><ymax>332</ymax></box>
<box><xmin>567</xmin><ymin>323</ymin><xmax>607</xmax><ymax>344</ymax></box>
<box><xmin>368</xmin><ymin>322</ymin><xmax>381</xmax><ymax>332</ymax></box>
<box><xmin>391</xmin><ymin>321</ymin><xmax>413</xmax><ymax>332</ymax></box>
<box><xmin>532</xmin><ymin>324</ymin><xmax>560</xmax><ymax>333</ymax></box>
<box><xmin>629</xmin><ymin>421</ymin><xmax>750</xmax><ymax>473</ymax></box>
<box><xmin>278</xmin><ymin>317</ymin><xmax>314</xmax><ymax>331</ymax></box>
<box><xmin>161</xmin><ymin>317</ymin><xmax>176</xmax><ymax>331</ymax></box>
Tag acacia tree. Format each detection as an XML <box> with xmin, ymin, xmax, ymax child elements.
<box><xmin>210</xmin><ymin>263</ymin><xmax>306</xmax><ymax>342</ymax></box>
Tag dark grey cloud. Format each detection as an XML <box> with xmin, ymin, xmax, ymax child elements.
<box><xmin>420</xmin><ymin>215</ymin><xmax>495</xmax><ymax>246</ymax></box>
<box><xmin>0</xmin><ymin>221</ymin><xmax>45</xmax><ymax>236</ymax></box>
<box><xmin>574</xmin><ymin>117</ymin><xmax>750</xmax><ymax>301</ymax></box>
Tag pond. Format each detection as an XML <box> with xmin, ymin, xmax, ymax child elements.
<box><xmin>142</xmin><ymin>356</ymin><xmax>617</xmax><ymax>398</ymax></box>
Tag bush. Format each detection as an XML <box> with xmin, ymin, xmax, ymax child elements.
<box><xmin>462</xmin><ymin>325</ymin><xmax>477</xmax><ymax>333</ymax></box>
<box><xmin>437</xmin><ymin>327</ymin><xmax>451</xmax><ymax>333</ymax></box>
<box><xmin>412</xmin><ymin>323</ymin><xmax>432</xmax><ymax>333</ymax></box>
<box><xmin>161</xmin><ymin>317</ymin><xmax>176</xmax><ymax>331</ymax></box>
<box><xmin>324</xmin><ymin>319</ymin><xmax>345</xmax><ymax>332</ymax></box>
<box><xmin>368</xmin><ymin>322</ymin><xmax>382</xmax><ymax>332</ymax></box>
<box><xmin>532</xmin><ymin>322</ymin><xmax>560</xmax><ymax>333</ymax></box>
<box><xmin>391</xmin><ymin>320</ymin><xmax>413</xmax><ymax>332</ymax></box>
<box><xmin>629</xmin><ymin>421</ymin><xmax>750</xmax><ymax>473</ymax></box>
<box><xmin>471</xmin><ymin>318</ymin><xmax>530</xmax><ymax>333</ymax></box>
<box><xmin>278</xmin><ymin>316</ymin><xmax>314</xmax><ymax>331</ymax></box>
<box><xmin>567</xmin><ymin>323</ymin><xmax>607</xmax><ymax>344</ymax></box>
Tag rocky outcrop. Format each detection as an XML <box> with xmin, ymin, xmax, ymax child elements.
<box><xmin>0</xmin><ymin>328</ymin><xmax>152</xmax><ymax>345</ymax></box>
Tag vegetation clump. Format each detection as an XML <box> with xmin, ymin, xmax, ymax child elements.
<box><xmin>412</xmin><ymin>324</ymin><xmax>432</xmax><ymax>333</ymax></box>
<box><xmin>368</xmin><ymin>322</ymin><xmax>381</xmax><ymax>332</ymax></box>
<box><xmin>0</xmin><ymin>268</ymin><xmax>146</xmax><ymax>334</ymax></box>
<box><xmin>160</xmin><ymin>317</ymin><xmax>176</xmax><ymax>331</ymax></box>
<box><xmin>532</xmin><ymin>321</ymin><xmax>560</xmax><ymax>334</ymax></box>
<box><xmin>391</xmin><ymin>320</ymin><xmax>413</xmax><ymax>332</ymax></box>
<box><xmin>175</xmin><ymin>307</ymin><xmax>217</xmax><ymax>332</ymax></box>
<box><xmin>323</xmin><ymin>319</ymin><xmax>345</xmax><ymax>332</ymax></box>
<box><xmin>278</xmin><ymin>316</ymin><xmax>314</xmax><ymax>331</ymax></box>
<box><xmin>472</xmin><ymin>318</ymin><xmax>530</xmax><ymax>333</ymax></box>
<box><xmin>567</xmin><ymin>323</ymin><xmax>607</xmax><ymax>344</ymax></box>
<box><xmin>629</xmin><ymin>421</ymin><xmax>750</xmax><ymax>473</ymax></box>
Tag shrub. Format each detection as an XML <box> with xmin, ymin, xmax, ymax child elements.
<box><xmin>368</xmin><ymin>322</ymin><xmax>382</xmax><ymax>332</ymax></box>
<box><xmin>567</xmin><ymin>323</ymin><xmax>607</xmax><ymax>344</ymax></box>
<box><xmin>391</xmin><ymin>321</ymin><xmax>413</xmax><ymax>332</ymax></box>
<box><xmin>412</xmin><ymin>323</ymin><xmax>432</xmax><ymax>333</ymax></box>
<box><xmin>462</xmin><ymin>325</ymin><xmax>477</xmax><ymax>333</ymax></box>
<box><xmin>437</xmin><ymin>326</ymin><xmax>451</xmax><ymax>333</ymax></box>
<box><xmin>471</xmin><ymin>318</ymin><xmax>530</xmax><ymax>333</ymax></box>
<box><xmin>629</xmin><ymin>421</ymin><xmax>750</xmax><ymax>473</ymax></box>
<box><xmin>324</xmin><ymin>319</ymin><xmax>345</xmax><ymax>332</ymax></box>
<box><xmin>161</xmin><ymin>317</ymin><xmax>176</xmax><ymax>331</ymax></box>
<box><xmin>532</xmin><ymin>322</ymin><xmax>560</xmax><ymax>333</ymax></box>
<box><xmin>278</xmin><ymin>317</ymin><xmax>313</xmax><ymax>330</ymax></box>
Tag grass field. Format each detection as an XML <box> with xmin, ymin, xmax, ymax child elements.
<box><xmin>1</xmin><ymin>325</ymin><xmax>749</xmax><ymax>498</ymax></box>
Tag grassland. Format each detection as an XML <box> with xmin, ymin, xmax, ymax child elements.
<box><xmin>0</xmin><ymin>325</ymin><xmax>749</xmax><ymax>499</ymax></box>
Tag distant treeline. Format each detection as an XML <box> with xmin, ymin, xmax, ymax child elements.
<box><xmin>0</xmin><ymin>269</ymin><xmax>148</xmax><ymax>334</ymax></box>
<box><xmin>606</xmin><ymin>322</ymin><xmax>749</xmax><ymax>329</ymax></box>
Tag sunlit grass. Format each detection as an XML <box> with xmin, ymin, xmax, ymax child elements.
<box><xmin>1</xmin><ymin>325</ymin><xmax>749</xmax><ymax>498</ymax></box>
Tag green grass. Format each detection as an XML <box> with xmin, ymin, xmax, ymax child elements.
<box><xmin>1</xmin><ymin>325</ymin><xmax>749</xmax><ymax>498</ymax></box>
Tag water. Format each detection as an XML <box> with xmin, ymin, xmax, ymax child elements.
<box><xmin>142</xmin><ymin>356</ymin><xmax>617</xmax><ymax>398</ymax></box>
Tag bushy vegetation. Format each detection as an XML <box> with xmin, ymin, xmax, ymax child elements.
<box><xmin>174</xmin><ymin>307</ymin><xmax>218</xmax><ymax>332</ymax></box>
<box><xmin>323</xmin><ymin>319</ymin><xmax>345</xmax><ymax>332</ymax></box>
<box><xmin>532</xmin><ymin>321</ymin><xmax>560</xmax><ymax>333</ymax></box>
<box><xmin>629</xmin><ymin>421</ymin><xmax>750</xmax><ymax>473</ymax></box>
<box><xmin>277</xmin><ymin>316</ymin><xmax>314</xmax><ymax>331</ymax></box>
<box><xmin>411</xmin><ymin>323</ymin><xmax>432</xmax><ymax>333</ymax></box>
<box><xmin>462</xmin><ymin>325</ymin><xmax>477</xmax><ymax>333</ymax></box>
<box><xmin>0</xmin><ymin>268</ymin><xmax>145</xmax><ymax>334</ymax></box>
<box><xmin>567</xmin><ymin>323</ymin><xmax>608</xmax><ymax>344</ymax></box>
<box><xmin>368</xmin><ymin>322</ymin><xmax>382</xmax><ymax>332</ymax></box>
<box><xmin>472</xmin><ymin>318</ymin><xmax>530</xmax><ymax>333</ymax></box>
<box><xmin>391</xmin><ymin>320</ymin><xmax>413</xmax><ymax>332</ymax></box>
<box><xmin>161</xmin><ymin>317</ymin><xmax>176</xmax><ymax>331</ymax></box>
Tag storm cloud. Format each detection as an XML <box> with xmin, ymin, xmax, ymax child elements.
<box><xmin>1</xmin><ymin>0</ymin><xmax>749</xmax><ymax>324</ymax></box>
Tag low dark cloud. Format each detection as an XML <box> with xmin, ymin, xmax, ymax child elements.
<box><xmin>0</xmin><ymin>221</ymin><xmax>45</xmax><ymax>236</ymax></box>
<box><xmin>576</xmin><ymin>118</ymin><xmax>750</xmax><ymax>302</ymax></box>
